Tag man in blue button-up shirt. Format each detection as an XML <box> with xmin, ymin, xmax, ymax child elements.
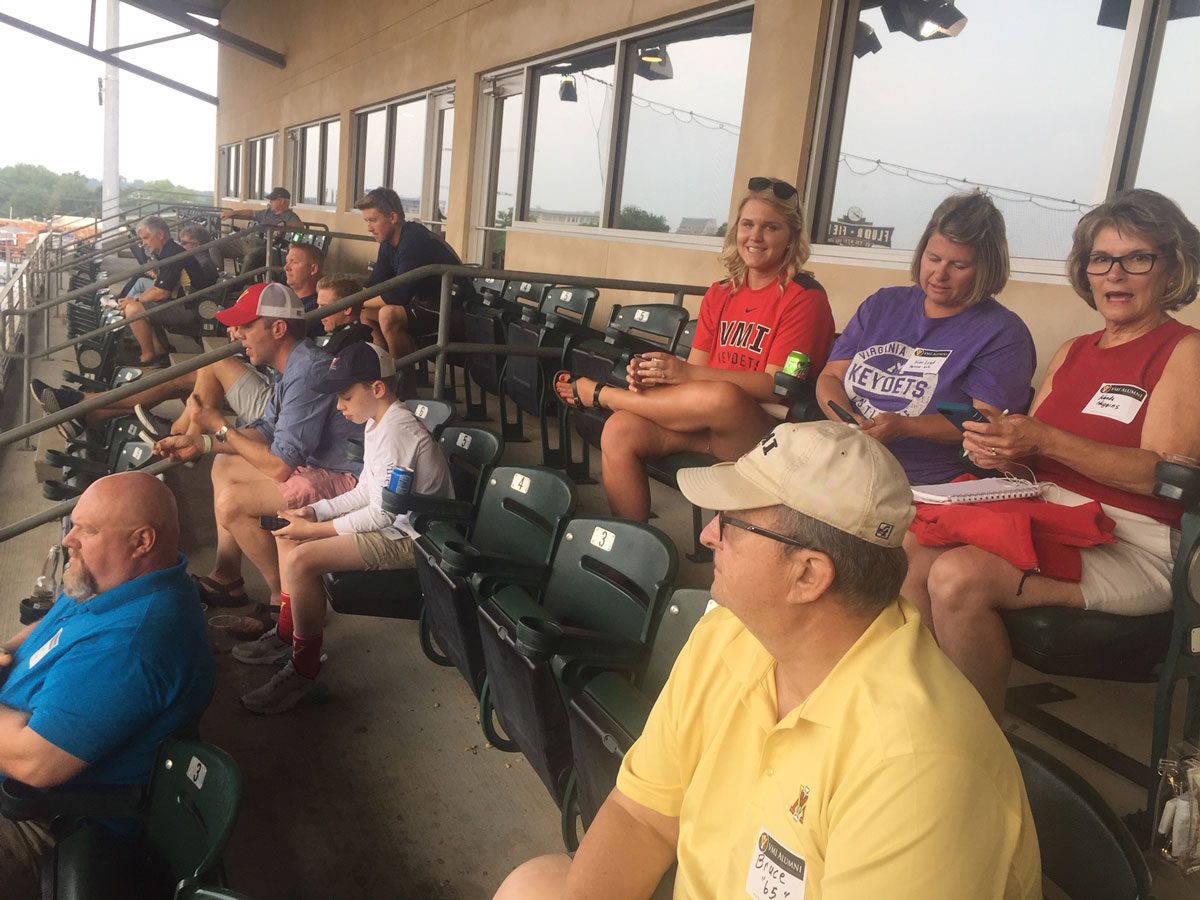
<box><xmin>154</xmin><ymin>283</ymin><xmax>364</xmax><ymax>610</ymax></box>
<box><xmin>0</xmin><ymin>472</ymin><xmax>215</xmax><ymax>898</ymax></box>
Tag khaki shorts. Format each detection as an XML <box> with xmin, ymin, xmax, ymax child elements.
<box><xmin>354</xmin><ymin>531</ymin><xmax>416</xmax><ymax>571</ymax></box>
<box><xmin>1047</xmin><ymin>485</ymin><xmax>1179</xmax><ymax>615</ymax></box>
<box><xmin>227</xmin><ymin>365</ymin><xmax>272</xmax><ymax>423</ymax></box>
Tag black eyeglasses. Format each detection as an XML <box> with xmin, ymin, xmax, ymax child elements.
<box><xmin>747</xmin><ymin>177</ymin><xmax>799</xmax><ymax>203</ymax></box>
<box><xmin>717</xmin><ymin>512</ymin><xmax>810</xmax><ymax>549</ymax></box>
<box><xmin>1086</xmin><ymin>252</ymin><xmax>1160</xmax><ymax>276</ymax></box>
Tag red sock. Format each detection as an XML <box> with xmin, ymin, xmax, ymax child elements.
<box><xmin>276</xmin><ymin>593</ymin><xmax>294</xmax><ymax>643</ymax></box>
<box><xmin>291</xmin><ymin>631</ymin><xmax>324</xmax><ymax>679</ymax></box>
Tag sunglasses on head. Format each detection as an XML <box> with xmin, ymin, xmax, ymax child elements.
<box><xmin>366</xmin><ymin>187</ymin><xmax>402</xmax><ymax>216</ymax></box>
<box><xmin>747</xmin><ymin>177</ymin><xmax>799</xmax><ymax>202</ymax></box>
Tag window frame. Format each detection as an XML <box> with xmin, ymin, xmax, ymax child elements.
<box><xmin>245</xmin><ymin>132</ymin><xmax>278</xmax><ymax>201</ymax></box>
<box><xmin>286</xmin><ymin>115</ymin><xmax>342</xmax><ymax>209</ymax></box>
<box><xmin>803</xmin><ymin>0</ymin><xmax>1176</xmax><ymax>271</ymax></box>
<box><xmin>350</xmin><ymin>84</ymin><xmax>456</xmax><ymax>223</ymax></box>
<box><xmin>477</xmin><ymin>1</ymin><xmax>754</xmax><ymax>245</ymax></box>
<box><xmin>218</xmin><ymin>142</ymin><xmax>242</xmax><ymax>201</ymax></box>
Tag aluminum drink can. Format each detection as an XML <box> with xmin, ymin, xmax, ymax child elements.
<box><xmin>387</xmin><ymin>465</ymin><xmax>414</xmax><ymax>494</ymax></box>
<box><xmin>783</xmin><ymin>351</ymin><xmax>811</xmax><ymax>377</ymax></box>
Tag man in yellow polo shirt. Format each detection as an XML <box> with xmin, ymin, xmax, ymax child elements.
<box><xmin>495</xmin><ymin>422</ymin><xmax>1041</xmax><ymax>900</ymax></box>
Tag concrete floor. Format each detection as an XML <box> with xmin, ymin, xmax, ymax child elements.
<box><xmin>0</xmin><ymin>263</ymin><xmax>1196</xmax><ymax>898</ymax></box>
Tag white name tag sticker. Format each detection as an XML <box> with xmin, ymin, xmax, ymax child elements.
<box><xmin>900</xmin><ymin>348</ymin><xmax>951</xmax><ymax>375</ymax></box>
<box><xmin>746</xmin><ymin>829</ymin><xmax>806</xmax><ymax>900</ymax></box>
<box><xmin>510</xmin><ymin>473</ymin><xmax>531</xmax><ymax>494</ymax></box>
<box><xmin>456</xmin><ymin>432</ymin><xmax>472</xmax><ymax>449</ymax></box>
<box><xmin>1082</xmin><ymin>383</ymin><xmax>1147</xmax><ymax>424</ymax></box>
<box><xmin>634</xmin><ymin>309</ymin><xmax>650</xmax><ymax>323</ymax></box>
<box><xmin>186</xmin><ymin>756</ymin><xmax>207</xmax><ymax>789</ymax></box>
<box><xmin>415</xmin><ymin>403</ymin><xmax>429</xmax><ymax>419</ymax></box>
<box><xmin>29</xmin><ymin>628</ymin><xmax>63</xmax><ymax>669</ymax></box>
<box><xmin>589</xmin><ymin>526</ymin><xmax>616</xmax><ymax>551</ymax></box>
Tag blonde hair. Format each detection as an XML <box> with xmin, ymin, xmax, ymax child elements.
<box><xmin>718</xmin><ymin>179</ymin><xmax>811</xmax><ymax>291</ymax></box>
<box><xmin>910</xmin><ymin>191</ymin><xmax>1009</xmax><ymax>306</ymax></box>
<box><xmin>1067</xmin><ymin>189</ymin><xmax>1200</xmax><ymax>312</ymax></box>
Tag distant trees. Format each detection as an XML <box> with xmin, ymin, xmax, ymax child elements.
<box><xmin>0</xmin><ymin>164</ymin><xmax>211</xmax><ymax>220</ymax></box>
<box><xmin>618</xmin><ymin>205</ymin><xmax>670</xmax><ymax>233</ymax></box>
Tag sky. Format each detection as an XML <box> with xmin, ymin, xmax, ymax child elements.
<box><xmin>0</xmin><ymin>0</ymin><xmax>217</xmax><ymax>189</ymax></box>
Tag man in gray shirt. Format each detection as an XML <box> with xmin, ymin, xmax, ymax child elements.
<box><xmin>214</xmin><ymin>186</ymin><xmax>302</xmax><ymax>274</ymax></box>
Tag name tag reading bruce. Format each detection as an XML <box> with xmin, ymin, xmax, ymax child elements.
<box><xmin>746</xmin><ymin>829</ymin><xmax>806</xmax><ymax>900</ymax></box>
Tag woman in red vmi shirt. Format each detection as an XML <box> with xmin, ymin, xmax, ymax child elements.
<box><xmin>554</xmin><ymin>177</ymin><xmax>835</xmax><ymax>521</ymax></box>
<box><xmin>903</xmin><ymin>189</ymin><xmax>1200</xmax><ymax>719</ymax></box>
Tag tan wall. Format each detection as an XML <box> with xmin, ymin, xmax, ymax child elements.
<box><xmin>215</xmin><ymin>0</ymin><xmax>1200</xmax><ymax>384</ymax></box>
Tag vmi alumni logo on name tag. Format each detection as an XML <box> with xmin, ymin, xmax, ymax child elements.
<box><xmin>29</xmin><ymin>628</ymin><xmax>63</xmax><ymax>669</ymax></box>
<box><xmin>1082</xmin><ymin>383</ymin><xmax>1147</xmax><ymax>425</ymax></box>
<box><xmin>746</xmin><ymin>829</ymin><xmax>806</xmax><ymax>899</ymax></box>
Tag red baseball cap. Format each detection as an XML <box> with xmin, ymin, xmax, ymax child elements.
<box><xmin>216</xmin><ymin>282</ymin><xmax>307</xmax><ymax>327</ymax></box>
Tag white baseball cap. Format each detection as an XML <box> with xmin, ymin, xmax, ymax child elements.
<box><xmin>677</xmin><ymin>422</ymin><xmax>915</xmax><ymax>548</ymax></box>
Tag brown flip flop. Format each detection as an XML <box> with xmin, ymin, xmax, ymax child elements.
<box><xmin>192</xmin><ymin>574</ymin><xmax>252</xmax><ymax>608</ymax></box>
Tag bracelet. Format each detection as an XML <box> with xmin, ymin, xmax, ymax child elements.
<box><xmin>202</xmin><ymin>433</ymin><xmax>213</xmax><ymax>454</ymax></box>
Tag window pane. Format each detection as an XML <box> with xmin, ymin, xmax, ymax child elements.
<box><xmin>435</xmin><ymin>107</ymin><xmax>454</xmax><ymax>221</ymax></box>
<box><xmin>358</xmin><ymin>108</ymin><xmax>388</xmax><ymax>198</ymax></box>
<box><xmin>391</xmin><ymin>98</ymin><xmax>427</xmax><ymax>218</ymax></box>
<box><xmin>247</xmin><ymin>143</ymin><xmax>259</xmax><ymax>199</ymax></box>
<box><xmin>526</xmin><ymin>47</ymin><xmax>615</xmax><ymax>226</ymax></box>
<box><xmin>323</xmin><ymin>119</ymin><xmax>340</xmax><ymax>206</ymax></box>
<box><xmin>1135</xmin><ymin>10</ymin><xmax>1200</xmax><ymax>227</ymax></box>
<box><xmin>826</xmin><ymin>1</ymin><xmax>1128</xmax><ymax>259</ymax></box>
<box><xmin>262</xmin><ymin>136</ymin><xmax>275</xmax><ymax>195</ymax></box>
<box><xmin>302</xmin><ymin>126</ymin><xmax>320</xmax><ymax>205</ymax></box>
<box><xmin>493</xmin><ymin>93</ymin><xmax>523</xmax><ymax>229</ymax></box>
<box><xmin>618</xmin><ymin>10</ymin><xmax>752</xmax><ymax>235</ymax></box>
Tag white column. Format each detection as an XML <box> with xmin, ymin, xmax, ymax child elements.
<box><xmin>101</xmin><ymin>0</ymin><xmax>120</xmax><ymax>232</ymax></box>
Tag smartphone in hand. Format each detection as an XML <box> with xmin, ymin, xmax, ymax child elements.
<box><xmin>826</xmin><ymin>400</ymin><xmax>859</xmax><ymax>426</ymax></box>
<box><xmin>936</xmin><ymin>401</ymin><xmax>989</xmax><ymax>431</ymax></box>
<box><xmin>258</xmin><ymin>515</ymin><xmax>289</xmax><ymax>531</ymax></box>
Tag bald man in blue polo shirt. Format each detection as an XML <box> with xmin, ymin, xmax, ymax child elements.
<box><xmin>0</xmin><ymin>472</ymin><xmax>215</xmax><ymax>898</ymax></box>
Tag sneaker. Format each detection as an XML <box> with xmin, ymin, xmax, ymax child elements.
<box><xmin>55</xmin><ymin>418</ymin><xmax>86</xmax><ymax>441</ymax></box>
<box><xmin>133</xmin><ymin>404</ymin><xmax>168</xmax><ymax>441</ymax></box>
<box><xmin>33</xmin><ymin>380</ymin><xmax>85</xmax><ymax>415</ymax></box>
<box><xmin>241</xmin><ymin>661</ymin><xmax>319</xmax><ymax>715</ymax></box>
<box><xmin>231</xmin><ymin>627</ymin><xmax>292</xmax><ymax>666</ymax></box>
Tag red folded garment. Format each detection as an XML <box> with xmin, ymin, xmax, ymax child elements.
<box><xmin>911</xmin><ymin>496</ymin><xmax>1117</xmax><ymax>581</ymax></box>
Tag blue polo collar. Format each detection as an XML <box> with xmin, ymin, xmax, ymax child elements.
<box><xmin>64</xmin><ymin>554</ymin><xmax>190</xmax><ymax>617</ymax></box>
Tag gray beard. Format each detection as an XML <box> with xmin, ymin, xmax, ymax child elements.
<box><xmin>62</xmin><ymin>561</ymin><xmax>98</xmax><ymax>603</ymax></box>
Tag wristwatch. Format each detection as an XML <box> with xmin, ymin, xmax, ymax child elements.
<box><xmin>214</xmin><ymin>424</ymin><xmax>230</xmax><ymax>443</ymax></box>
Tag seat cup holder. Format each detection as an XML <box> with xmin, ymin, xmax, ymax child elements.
<box><xmin>515</xmin><ymin>616</ymin><xmax>561</xmax><ymax>661</ymax></box>
<box><xmin>439</xmin><ymin>540</ymin><xmax>480</xmax><ymax>577</ymax></box>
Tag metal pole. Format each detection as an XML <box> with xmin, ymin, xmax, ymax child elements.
<box><xmin>434</xmin><ymin>272</ymin><xmax>451</xmax><ymax>399</ymax></box>
<box><xmin>102</xmin><ymin>0</ymin><xmax>120</xmax><ymax>235</ymax></box>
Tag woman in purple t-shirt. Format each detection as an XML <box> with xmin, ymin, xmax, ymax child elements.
<box><xmin>816</xmin><ymin>192</ymin><xmax>1036</xmax><ymax>485</ymax></box>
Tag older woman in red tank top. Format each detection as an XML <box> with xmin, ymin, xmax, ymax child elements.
<box><xmin>902</xmin><ymin>189</ymin><xmax>1200</xmax><ymax>719</ymax></box>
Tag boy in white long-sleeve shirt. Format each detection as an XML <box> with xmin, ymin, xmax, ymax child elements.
<box><xmin>236</xmin><ymin>341</ymin><xmax>453</xmax><ymax>713</ymax></box>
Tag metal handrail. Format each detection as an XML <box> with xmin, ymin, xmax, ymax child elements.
<box><xmin>0</xmin><ymin>261</ymin><xmax>709</xmax><ymax>544</ymax></box>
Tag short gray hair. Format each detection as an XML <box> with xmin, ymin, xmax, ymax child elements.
<box><xmin>771</xmin><ymin>506</ymin><xmax>908</xmax><ymax>615</ymax></box>
<box><xmin>137</xmin><ymin>215</ymin><xmax>170</xmax><ymax>238</ymax></box>
<box><xmin>179</xmin><ymin>224</ymin><xmax>211</xmax><ymax>245</ymax></box>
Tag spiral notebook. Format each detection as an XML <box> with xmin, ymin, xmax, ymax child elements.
<box><xmin>912</xmin><ymin>477</ymin><xmax>1044</xmax><ymax>504</ymax></box>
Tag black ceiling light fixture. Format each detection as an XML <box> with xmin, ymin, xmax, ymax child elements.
<box><xmin>1099</xmin><ymin>0</ymin><xmax>1200</xmax><ymax>28</ymax></box>
<box><xmin>558</xmin><ymin>74</ymin><xmax>578</xmax><ymax>102</ymax></box>
<box><xmin>878</xmin><ymin>0</ymin><xmax>968</xmax><ymax>42</ymax></box>
<box><xmin>854</xmin><ymin>20</ymin><xmax>883</xmax><ymax>56</ymax></box>
<box><xmin>636</xmin><ymin>45</ymin><xmax>674</xmax><ymax>80</ymax></box>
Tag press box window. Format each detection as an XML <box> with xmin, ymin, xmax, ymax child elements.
<box><xmin>288</xmin><ymin>117</ymin><xmax>340</xmax><ymax>208</ymax></box>
<box><xmin>219</xmin><ymin>143</ymin><xmax>241</xmax><ymax>200</ymax></box>
<box><xmin>246</xmin><ymin>134</ymin><xmax>276</xmax><ymax>200</ymax></box>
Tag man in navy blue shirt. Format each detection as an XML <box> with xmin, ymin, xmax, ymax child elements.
<box><xmin>0</xmin><ymin>472</ymin><xmax>215</xmax><ymax>897</ymax></box>
<box><xmin>355</xmin><ymin>186</ymin><xmax>465</xmax><ymax>359</ymax></box>
<box><xmin>154</xmin><ymin>283</ymin><xmax>364</xmax><ymax>610</ymax></box>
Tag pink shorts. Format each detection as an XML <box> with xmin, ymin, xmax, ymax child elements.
<box><xmin>279</xmin><ymin>466</ymin><xmax>358</xmax><ymax>508</ymax></box>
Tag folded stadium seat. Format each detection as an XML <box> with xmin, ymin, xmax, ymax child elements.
<box><xmin>502</xmin><ymin>287</ymin><xmax>598</xmax><ymax>473</ymax></box>
<box><xmin>62</xmin><ymin>361</ymin><xmax>143</xmax><ymax>397</ymax></box>
<box><xmin>403</xmin><ymin>397</ymin><xmax>455</xmax><ymax>439</ymax></box>
<box><xmin>1002</xmin><ymin>460</ymin><xmax>1200</xmax><ymax>813</ymax></box>
<box><xmin>460</xmin><ymin>280</ymin><xmax>549</xmax><ymax>431</ymax></box>
<box><xmin>475</xmin><ymin>517</ymin><xmax>678</xmax><ymax>805</ymax></box>
<box><xmin>567</xmin><ymin>303</ymin><xmax>691</xmax><ymax>477</ymax></box>
<box><xmin>321</xmin><ymin>425</ymin><xmax>504</xmax><ymax>620</ymax></box>
<box><xmin>560</xmin><ymin>588</ymin><xmax>710</xmax><ymax>847</ymax></box>
<box><xmin>42</xmin><ymin>438</ymin><xmax>155</xmax><ymax>502</ymax></box>
<box><xmin>415</xmin><ymin>465</ymin><xmax>577</xmax><ymax>697</ymax></box>
<box><xmin>1008</xmin><ymin>734</ymin><xmax>1150</xmax><ymax>900</ymax></box>
<box><xmin>0</xmin><ymin>737</ymin><xmax>241</xmax><ymax>900</ymax></box>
